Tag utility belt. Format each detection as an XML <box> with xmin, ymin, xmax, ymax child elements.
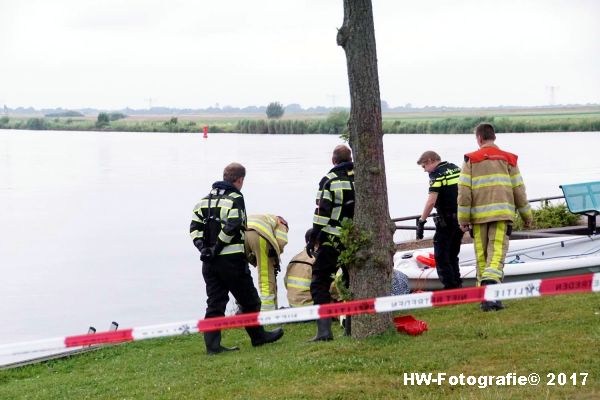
<box><xmin>433</xmin><ymin>213</ymin><xmax>458</xmax><ymax>228</ymax></box>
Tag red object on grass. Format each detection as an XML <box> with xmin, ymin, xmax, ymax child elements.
<box><xmin>394</xmin><ymin>315</ymin><xmax>428</xmax><ymax>336</ymax></box>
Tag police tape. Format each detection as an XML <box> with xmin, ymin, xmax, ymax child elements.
<box><xmin>1</xmin><ymin>273</ymin><xmax>598</xmax><ymax>358</ymax></box>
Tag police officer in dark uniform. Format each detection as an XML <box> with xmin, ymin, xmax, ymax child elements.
<box><xmin>416</xmin><ymin>151</ymin><xmax>464</xmax><ymax>289</ymax></box>
<box><xmin>306</xmin><ymin>145</ymin><xmax>355</xmax><ymax>341</ymax></box>
<box><xmin>190</xmin><ymin>162</ymin><xmax>283</xmax><ymax>354</ymax></box>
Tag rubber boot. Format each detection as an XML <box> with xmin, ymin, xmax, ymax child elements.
<box><xmin>479</xmin><ymin>280</ymin><xmax>505</xmax><ymax>312</ymax></box>
<box><xmin>309</xmin><ymin>318</ymin><xmax>333</xmax><ymax>342</ymax></box>
<box><xmin>479</xmin><ymin>300</ymin><xmax>497</xmax><ymax>312</ymax></box>
<box><xmin>246</xmin><ymin>326</ymin><xmax>284</xmax><ymax>347</ymax></box>
<box><xmin>343</xmin><ymin>316</ymin><xmax>352</xmax><ymax>337</ymax></box>
<box><xmin>203</xmin><ymin>331</ymin><xmax>240</xmax><ymax>355</ymax></box>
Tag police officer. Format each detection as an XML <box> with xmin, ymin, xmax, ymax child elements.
<box><xmin>416</xmin><ymin>151</ymin><xmax>464</xmax><ymax>289</ymax></box>
<box><xmin>307</xmin><ymin>145</ymin><xmax>355</xmax><ymax>341</ymax></box>
<box><xmin>190</xmin><ymin>162</ymin><xmax>283</xmax><ymax>354</ymax></box>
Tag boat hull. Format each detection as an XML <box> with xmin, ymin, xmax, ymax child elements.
<box><xmin>395</xmin><ymin>235</ymin><xmax>600</xmax><ymax>291</ymax></box>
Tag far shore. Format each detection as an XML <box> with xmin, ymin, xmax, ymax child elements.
<box><xmin>2</xmin><ymin>105</ymin><xmax>600</xmax><ymax>134</ymax></box>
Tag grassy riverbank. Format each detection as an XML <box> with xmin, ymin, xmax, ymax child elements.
<box><xmin>2</xmin><ymin>107</ymin><xmax>600</xmax><ymax>134</ymax></box>
<box><xmin>1</xmin><ymin>293</ymin><xmax>598</xmax><ymax>399</ymax></box>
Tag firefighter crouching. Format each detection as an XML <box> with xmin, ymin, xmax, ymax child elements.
<box><xmin>190</xmin><ymin>162</ymin><xmax>284</xmax><ymax>354</ymax></box>
<box><xmin>244</xmin><ymin>214</ymin><xmax>289</xmax><ymax>311</ymax></box>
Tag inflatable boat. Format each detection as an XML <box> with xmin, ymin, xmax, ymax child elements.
<box><xmin>394</xmin><ymin>235</ymin><xmax>600</xmax><ymax>291</ymax></box>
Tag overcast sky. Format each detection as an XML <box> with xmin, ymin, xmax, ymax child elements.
<box><xmin>1</xmin><ymin>0</ymin><xmax>599</xmax><ymax>110</ymax></box>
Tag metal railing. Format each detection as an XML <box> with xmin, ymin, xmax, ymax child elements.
<box><xmin>393</xmin><ymin>195</ymin><xmax>566</xmax><ymax>240</ymax></box>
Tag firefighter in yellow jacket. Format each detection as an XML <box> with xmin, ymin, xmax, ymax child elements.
<box><xmin>284</xmin><ymin>229</ymin><xmax>316</xmax><ymax>307</ymax></box>
<box><xmin>244</xmin><ymin>214</ymin><xmax>289</xmax><ymax>311</ymax></box>
<box><xmin>458</xmin><ymin>123</ymin><xmax>533</xmax><ymax>311</ymax></box>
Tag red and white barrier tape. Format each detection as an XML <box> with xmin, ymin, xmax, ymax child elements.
<box><xmin>1</xmin><ymin>273</ymin><xmax>598</xmax><ymax>358</ymax></box>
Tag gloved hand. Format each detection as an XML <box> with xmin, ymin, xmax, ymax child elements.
<box><xmin>274</xmin><ymin>263</ymin><xmax>281</xmax><ymax>276</ymax></box>
<box><xmin>200</xmin><ymin>246</ymin><xmax>215</xmax><ymax>262</ymax></box>
<box><xmin>416</xmin><ymin>219</ymin><xmax>426</xmax><ymax>240</ymax></box>
<box><xmin>193</xmin><ymin>239</ymin><xmax>204</xmax><ymax>252</ymax></box>
<box><xmin>306</xmin><ymin>240</ymin><xmax>315</xmax><ymax>258</ymax></box>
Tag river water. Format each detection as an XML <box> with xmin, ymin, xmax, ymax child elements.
<box><xmin>1</xmin><ymin>130</ymin><xmax>598</xmax><ymax>364</ymax></box>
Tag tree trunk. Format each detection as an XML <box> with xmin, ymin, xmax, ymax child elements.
<box><xmin>337</xmin><ymin>0</ymin><xmax>395</xmax><ymax>338</ymax></box>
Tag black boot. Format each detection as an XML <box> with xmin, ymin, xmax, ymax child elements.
<box><xmin>479</xmin><ymin>280</ymin><xmax>504</xmax><ymax>312</ymax></box>
<box><xmin>204</xmin><ymin>331</ymin><xmax>239</xmax><ymax>355</ymax></box>
<box><xmin>480</xmin><ymin>300</ymin><xmax>497</xmax><ymax>312</ymax></box>
<box><xmin>309</xmin><ymin>318</ymin><xmax>333</xmax><ymax>341</ymax></box>
<box><xmin>343</xmin><ymin>316</ymin><xmax>352</xmax><ymax>337</ymax></box>
<box><xmin>246</xmin><ymin>326</ymin><xmax>284</xmax><ymax>347</ymax></box>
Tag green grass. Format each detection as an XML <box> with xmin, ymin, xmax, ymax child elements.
<box><xmin>1</xmin><ymin>293</ymin><xmax>599</xmax><ymax>399</ymax></box>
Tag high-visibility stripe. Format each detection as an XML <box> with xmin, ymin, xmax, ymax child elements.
<box><xmin>322</xmin><ymin>226</ymin><xmax>341</xmax><ymax>236</ymax></box>
<box><xmin>218</xmin><ymin>230</ymin><xmax>234</xmax><ymax>244</ymax></box>
<box><xmin>201</xmin><ymin>198</ymin><xmax>233</xmax><ymax>209</ymax></box>
<box><xmin>331</xmin><ymin>206</ymin><xmax>342</xmax><ymax>221</ymax></box>
<box><xmin>317</xmin><ymin>190</ymin><xmax>332</xmax><ymax>202</ymax></box>
<box><xmin>248</xmin><ymin>219</ymin><xmax>276</xmax><ymax>243</ymax></box>
<box><xmin>330</xmin><ymin>181</ymin><xmax>352</xmax><ymax>190</ymax></box>
<box><xmin>469</xmin><ymin>203</ymin><xmax>515</xmax><ymax>216</ymax></box>
<box><xmin>489</xmin><ymin>222</ymin><xmax>507</xmax><ymax>269</ymax></box>
<box><xmin>287</xmin><ymin>277</ymin><xmax>311</xmax><ymax>288</ymax></box>
<box><xmin>275</xmin><ymin>230</ymin><xmax>288</xmax><ymax>244</ymax></box>
<box><xmin>482</xmin><ymin>268</ymin><xmax>503</xmax><ymax>281</ymax></box>
<box><xmin>219</xmin><ymin>244</ymin><xmax>244</xmax><ymax>255</ymax></box>
<box><xmin>333</xmin><ymin>189</ymin><xmax>344</xmax><ymax>205</ymax></box>
<box><xmin>446</xmin><ymin>176</ymin><xmax>459</xmax><ymax>185</ymax></box>
<box><xmin>471</xmin><ymin>174</ymin><xmax>512</xmax><ymax>189</ymax></box>
<box><xmin>228</xmin><ymin>209</ymin><xmax>239</xmax><ymax>218</ymax></box>
<box><xmin>190</xmin><ymin>230</ymin><xmax>203</xmax><ymax>240</ymax></box>
<box><xmin>473</xmin><ymin>224</ymin><xmax>485</xmax><ymax>281</ymax></box>
<box><xmin>511</xmin><ymin>174</ymin><xmax>524</xmax><ymax>187</ymax></box>
<box><xmin>257</xmin><ymin>237</ymin><xmax>273</xmax><ymax>310</ymax></box>
<box><xmin>518</xmin><ymin>204</ymin><xmax>532</xmax><ymax>215</ymax></box>
<box><xmin>458</xmin><ymin>174</ymin><xmax>472</xmax><ymax>187</ymax></box>
<box><xmin>313</xmin><ymin>215</ymin><xmax>329</xmax><ymax>226</ymax></box>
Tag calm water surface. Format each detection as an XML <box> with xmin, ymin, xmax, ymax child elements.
<box><xmin>1</xmin><ymin>130</ymin><xmax>598</xmax><ymax>363</ymax></box>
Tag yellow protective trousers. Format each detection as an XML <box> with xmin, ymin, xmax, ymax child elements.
<box><xmin>472</xmin><ymin>220</ymin><xmax>510</xmax><ymax>284</ymax></box>
<box><xmin>245</xmin><ymin>230</ymin><xmax>278</xmax><ymax>311</ymax></box>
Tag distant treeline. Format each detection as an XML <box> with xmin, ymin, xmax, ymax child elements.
<box><xmin>1</xmin><ymin>115</ymin><xmax>600</xmax><ymax>134</ymax></box>
<box><xmin>235</xmin><ymin>116</ymin><xmax>600</xmax><ymax>134</ymax></box>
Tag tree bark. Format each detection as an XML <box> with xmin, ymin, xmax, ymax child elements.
<box><xmin>338</xmin><ymin>0</ymin><xmax>395</xmax><ymax>338</ymax></box>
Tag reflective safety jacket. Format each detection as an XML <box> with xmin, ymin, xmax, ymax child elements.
<box><xmin>246</xmin><ymin>214</ymin><xmax>289</xmax><ymax>262</ymax></box>
<box><xmin>428</xmin><ymin>161</ymin><xmax>461</xmax><ymax>215</ymax></box>
<box><xmin>457</xmin><ymin>144</ymin><xmax>532</xmax><ymax>225</ymax></box>
<box><xmin>312</xmin><ymin>161</ymin><xmax>355</xmax><ymax>243</ymax></box>
<box><xmin>190</xmin><ymin>181</ymin><xmax>246</xmax><ymax>256</ymax></box>
<box><xmin>284</xmin><ymin>249</ymin><xmax>314</xmax><ymax>307</ymax></box>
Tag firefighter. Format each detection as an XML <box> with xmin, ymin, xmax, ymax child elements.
<box><xmin>416</xmin><ymin>150</ymin><xmax>464</xmax><ymax>289</ymax></box>
<box><xmin>244</xmin><ymin>214</ymin><xmax>289</xmax><ymax>311</ymax></box>
<box><xmin>307</xmin><ymin>144</ymin><xmax>355</xmax><ymax>341</ymax></box>
<box><xmin>190</xmin><ymin>162</ymin><xmax>284</xmax><ymax>354</ymax></box>
<box><xmin>457</xmin><ymin>124</ymin><xmax>533</xmax><ymax>311</ymax></box>
<box><xmin>284</xmin><ymin>229</ymin><xmax>316</xmax><ymax>307</ymax></box>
